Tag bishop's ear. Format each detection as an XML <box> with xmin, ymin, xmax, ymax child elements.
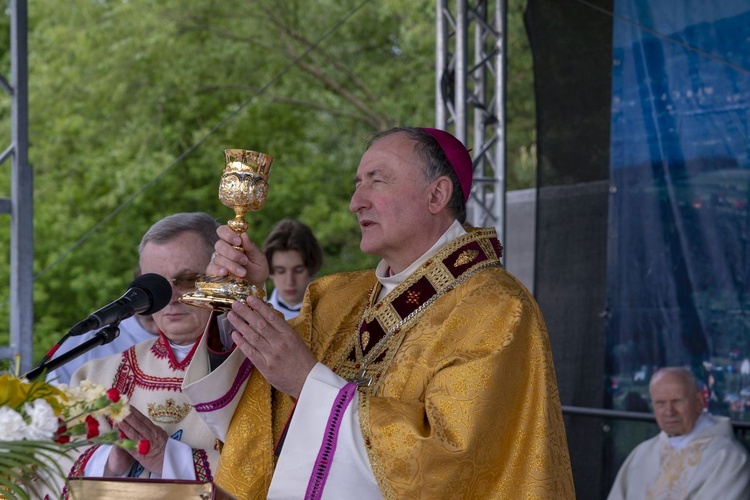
<box><xmin>427</xmin><ymin>176</ymin><xmax>454</xmax><ymax>214</ymax></box>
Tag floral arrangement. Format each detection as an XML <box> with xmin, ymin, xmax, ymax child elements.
<box><xmin>0</xmin><ymin>372</ymin><xmax>150</xmax><ymax>499</ymax></box>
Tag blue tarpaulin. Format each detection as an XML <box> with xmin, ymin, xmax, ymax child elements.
<box><xmin>607</xmin><ymin>0</ymin><xmax>750</xmax><ymax>419</ymax></box>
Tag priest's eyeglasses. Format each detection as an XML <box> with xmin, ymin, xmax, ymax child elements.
<box><xmin>170</xmin><ymin>273</ymin><xmax>202</xmax><ymax>292</ymax></box>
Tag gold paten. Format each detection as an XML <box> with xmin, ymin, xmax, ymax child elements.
<box><xmin>179</xmin><ymin>149</ymin><xmax>273</xmax><ymax>311</ymax></box>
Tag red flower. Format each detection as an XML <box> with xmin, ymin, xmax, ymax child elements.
<box><xmin>119</xmin><ymin>429</ymin><xmax>127</xmax><ymax>440</ymax></box>
<box><xmin>55</xmin><ymin>423</ymin><xmax>70</xmax><ymax>444</ymax></box>
<box><xmin>106</xmin><ymin>388</ymin><xmax>121</xmax><ymax>403</ymax></box>
<box><xmin>137</xmin><ymin>440</ymin><xmax>150</xmax><ymax>455</ymax></box>
<box><xmin>85</xmin><ymin>415</ymin><xmax>100</xmax><ymax>439</ymax></box>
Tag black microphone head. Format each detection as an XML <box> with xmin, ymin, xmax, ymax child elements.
<box><xmin>129</xmin><ymin>273</ymin><xmax>173</xmax><ymax>315</ymax></box>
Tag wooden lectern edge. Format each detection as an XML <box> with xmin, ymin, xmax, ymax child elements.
<box><xmin>66</xmin><ymin>477</ymin><xmax>237</xmax><ymax>500</ymax></box>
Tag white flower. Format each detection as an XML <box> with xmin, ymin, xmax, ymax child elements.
<box><xmin>104</xmin><ymin>396</ymin><xmax>131</xmax><ymax>423</ymax></box>
<box><xmin>62</xmin><ymin>380</ymin><xmax>107</xmax><ymax>420</ymax></box>
<box><xmin>73</xmin><ymin>379</ymin><xmax>107</xmax><ymax>404</ymax></box>
<box><xmin>0</xmin><ymin>406</ymin><xmax>29</xmax><ymax>441</ymax></box>
<box><xmin>23</xmin><ymin>399</ymin><xmax>59</xmax><ymax>441</ymax></box>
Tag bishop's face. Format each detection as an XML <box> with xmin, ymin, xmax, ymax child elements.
<box><xmin>139</xmin><ymin>231</ymin><xmax>212</xmax><ymax>346</ymax></box>
<box><xmin>349</xmin><ymin>132</ymin><xmax>439</xmax><ymax>274</ymax></box>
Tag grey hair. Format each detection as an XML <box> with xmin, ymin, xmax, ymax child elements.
<box><xmin>649</xmin><ymin>367</ymin><xmax>700</xmax><ymax>394</ymax></box>
<box><xmin>367</xmin><ymin>127</ymin><xmax>467</xmax><ymax>223</ymax></box>
<box><xmin>138</xmin><ymin>212</ymin><xmax>220</xmax><ymax>262</ymax></box>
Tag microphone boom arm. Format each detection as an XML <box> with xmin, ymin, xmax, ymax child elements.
<box><xmin>24</xmin><ymin>324</ymin><xmax>121</xmax><ymax>381</ymax></box>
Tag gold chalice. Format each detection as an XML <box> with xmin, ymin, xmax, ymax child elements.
<box><xmin>179</xmin><ymin>149</ymin><xmax>273</xmax><ymax>311</ymax></box>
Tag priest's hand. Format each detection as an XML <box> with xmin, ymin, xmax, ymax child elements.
<box><xmin>104</xmin><ymin>442</ymin><xmax>135</xmax><ymax>476</ymax></box>
<box><xmin>228</xmin><ymin>295</ymin><xmax>317</xmax><ymax>399</ymax></box>
<box><xmin>208</xmin><ymin>225</ymin><xmax>269</xmax><ymax>290</ymax></box>
<box><xmin>115</xmin><ymin>406</ymin><xmax>169</xmax><ymax>476</ymax></box>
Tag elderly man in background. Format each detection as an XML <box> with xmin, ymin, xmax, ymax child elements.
<box><xmin>67</xmin><ymin>212</ymin><xmax>221</xmax><ymax>482</ymax></box>
<box><xmin>184</xmin><ymin>127</ymin><xmax>574</xmax><ymax>498</ymax></box>
<box><xmin>608</xmin><ymin>366</ymin><xmax>750</xmax><ymax>499</ymax></box>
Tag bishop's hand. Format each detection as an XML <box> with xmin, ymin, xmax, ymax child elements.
<box><xmin>227</xmin><ymin>296</ymin><xmax>317</xmax><ymax>399</ymax></box>
<box><xmin>208</xmin><ymin>225</ymin><xmax>269</xmax><ymax>290</ymax></box>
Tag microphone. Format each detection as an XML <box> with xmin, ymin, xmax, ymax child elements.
<box><xmin>68</xmin><ymin>273</ymin><xmax>172</xmax><ymax>336</ymax></box>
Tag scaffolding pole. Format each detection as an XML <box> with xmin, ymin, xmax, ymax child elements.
<box><xmin>435</xmin><ymin>0</ymin><xmax>506</xmax><ymax>247</ymax></box>
<box><xmin>0</xmin><ymin>0</ymin><xmax>32</xmax><ymax>373</ymax></box>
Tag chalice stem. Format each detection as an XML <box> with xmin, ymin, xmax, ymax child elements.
<box><xmin>227</xmin><ymin>214</ymin><xmax>249</xmax><ymax>282</ymax></box>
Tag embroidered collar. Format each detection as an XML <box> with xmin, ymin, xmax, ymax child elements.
<box><xmin>341</xmin><ymin>227</ymin><xmax>503</xmax><ymax>389</ymax></box>
<box><xmin>151</xmin><ymin>332</ymin><xmax>202</xmax><ymax>371</ymax></box>
<box><xmin>375</xmin><ymin>219</ymin><xmax>467</xmax><ymax>299</ymax></box>
<box><xmin>666</xmin><ymin>412</ymin><xmax>716</xmax><ymax>449</ymax></box>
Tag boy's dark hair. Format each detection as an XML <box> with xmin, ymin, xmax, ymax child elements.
<box><xmin>263</xmin><ymin>219</ymin><xmax>323</xmax><ymax>275</ymax></box>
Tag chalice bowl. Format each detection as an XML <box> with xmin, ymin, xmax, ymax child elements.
<box><xmin>179</xmin><ymin>149</ymin><xmax>273</xmax><ymax>311</ymax></box>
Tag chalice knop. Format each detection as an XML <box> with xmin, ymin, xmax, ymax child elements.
<box><xmin>179</xmin><ymin>149</ymin><xmax>273</xmax><ymax>311</ymax></box>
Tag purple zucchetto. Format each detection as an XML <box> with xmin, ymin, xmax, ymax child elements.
<box><xmin>421</xmin><ymin>127</ymin><xmax>473</xmax><ymax>203</ymax></box>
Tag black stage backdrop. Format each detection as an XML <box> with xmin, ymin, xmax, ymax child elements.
<box><xmin>525</xmin><ymin>0</ymin><xmax>613</xmax><ymax>498</ymax></box>
<box><xmin>525</xmin><ymin>1</ymin><xmax>750</xmax><ymax>498</ymax></box>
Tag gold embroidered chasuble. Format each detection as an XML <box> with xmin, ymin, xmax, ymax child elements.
<box><xmin>215</xmin><ymin>228</ymin><xmax>575</xmax><ymax>498</ymax></box>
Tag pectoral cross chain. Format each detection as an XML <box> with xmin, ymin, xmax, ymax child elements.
<box><xmin>352</xmin><ymin>368</ymin><xmax>372</xmax><ymax>387</ymax></box>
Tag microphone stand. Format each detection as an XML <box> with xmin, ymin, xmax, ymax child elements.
<box><xmin>24</xmin><ymin>324</ymin><xmax>121</xmax><ymax>381</ymax></box>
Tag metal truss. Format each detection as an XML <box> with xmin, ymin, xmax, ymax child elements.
<box><xmin>436</xmin><ymin>0</ymin><xmax>507</xmax><ymax>245</ymax></box>
<box><xmin>1</xmin><ymin>1</ymin><xmax>505</xmax><ymax>372</ymax></box>
<box><xmin>0</xmin><ymin>0</ymin><xmax>32</xmax><ymax>373</ymax></box>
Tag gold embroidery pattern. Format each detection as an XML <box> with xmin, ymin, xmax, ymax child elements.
<box><xmin>147</xmin><ymin>397</ymin><xmax>192</xmax><ymax>424</ymax></box>
<box><xmin>360</xmin><ymin>330</ymin><xmax>370</xmax><ymax>351</ymax></box>
<box><xmin>477</xmin><ymin>235</ymin><xmax>499</xmax><ymax>260</ymax></box>
<box><xmin>337</xmin><ymin>228</ymin><xmax>503</xmax><ymax>394</ymax></box>
<box><xmin>361</xmin><ymin>228</ymin><xmax>501</xmax><ymax>337</ymax></box>
<box><xmin>647</xmin><ymin>437</ymin><xmax>711</xmax><ymax>499</ymax></box>
<box><xmin>453</xmin><ymin>249</ymin><xmax>478</xmax><ymax>267</ymax></box>
<box><xmin>358</xmin><ymin>394</ymin><xmax>397</xmax><ymax>500</ymax></box>
<box><xmin>362</xmin><ymin>295</ymin><xmax>398</xmax><ymax>325</ymax></box>
<box><xmin>406</xmin><ymin>290</ymin><xmax>421</xmax><ymax>305</ymax></box>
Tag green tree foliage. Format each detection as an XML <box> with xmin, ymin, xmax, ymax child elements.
<box><xmin>0</xmin><ymin>0</ymin><xmax>536</xmax><ymax>361</ymax></box>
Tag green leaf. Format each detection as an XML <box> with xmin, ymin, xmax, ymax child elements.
<box><xmin>0</xmin><ymin>440</ymin><xmax>73</xmax><ymax>498</ymax></box>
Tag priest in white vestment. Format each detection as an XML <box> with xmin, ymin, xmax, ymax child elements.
<box><xmin>608</xmin><ymin>366</ymin><xmax>750</xmax><ymax>499</ymax></box>
<box><xmin>66</xmin><ymin>213</ymin><xmax>221</xmax><ymax>484</ymax></box>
